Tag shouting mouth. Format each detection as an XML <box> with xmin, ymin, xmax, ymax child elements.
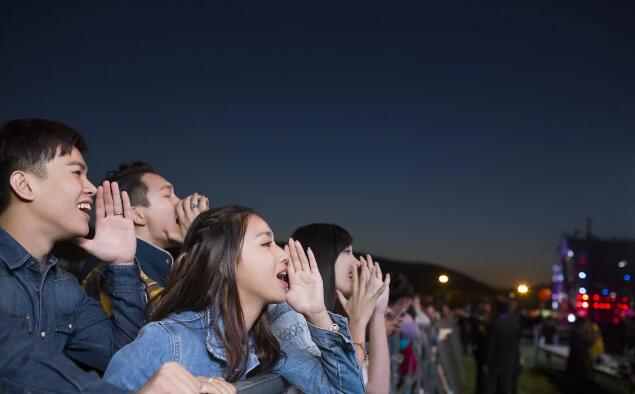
<box><xmin>276</xmin><ymin>269</ymin><xmax>289</xmax><ymax>288</ymax></box>
<box><xmin>77</xmin><ymin>202</ymin><xmax>92</xmax><ymax>217</ymax></box>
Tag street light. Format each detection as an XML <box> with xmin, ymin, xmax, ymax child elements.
<box><xmin>438</xmin><ymin>274</ymin><xmax>449</xmax><ymax>284</ymax></box>
<box><xmin>517</xmin><ymin>284</ymin><xmax>529</xmax><ymax>295</ymax></box>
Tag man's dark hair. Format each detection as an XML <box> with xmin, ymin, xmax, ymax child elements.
<box><xmin>0</xmin><ymin>119</ymin><xmax>87</xmax><ymax>214</ymax></box>
<box><xmin>104</xmin><ymin>162</ymin><xmax>156</xmax><ymax>207</ymax></box>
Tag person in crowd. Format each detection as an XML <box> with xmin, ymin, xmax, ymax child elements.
<box><xmin>270</xmin><ymin>223</ymin><xmax>390</xmax><ymax>393</ymax></box>
<box><xmin>104</xmin><ymin>207</ymin><xmax>365</xmax><ymax>393</ymax></box>
<box><xmin>385</xmin><ymin>272</ymin><xmax>418</xmax><ymax>385</ymax></box>
<box><xmin>566</xmin><ymin>316</ymin><xmax>598</xmax><ymax>394</ymax></box>
<box><xmin>483</xmin><ymin>298</ymin><xmax>520</xmax><ymax>394</ymax></box>
<box><xmin>412</xmin><ymin>294</ymin><xmax>431</xmax><ymax>329</ymax></box>
<box><xmin>589</xmin><ymin>320</ymin><xmax>604</xmax><ymax>363</ymax></box>
<box><xmin>541</xmin><ymin>315</ymin><xmax>557</xmax><ymax>363</ymax></box>
<box><xmin>82</xmin><ymin>162</ymin><xmax>209</xmax><ymax>312</ymax></box>
<box><xmin>387</xmin><ymin>272</ymin><xmax>417</xmax><ymax>341</ymax></box>
<box><xmin>0</xmin><ymin>119</ymin><xmax>146</xmax><ymax>374</ymax></box>
<box><xmin>471</xmin><ymin>298</ymin><xmax>491</xmax><ymax>394</ymax></box>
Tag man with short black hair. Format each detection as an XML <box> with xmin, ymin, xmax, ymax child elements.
<box><xmin>0</xmin><ymin>119</ymin><xmax>146</xmax><ymax>373</ymax></box>
<box><xmin>82</xmin><ymin>162</ymin><xmax>209</xmax><ymax>309</ymax></box>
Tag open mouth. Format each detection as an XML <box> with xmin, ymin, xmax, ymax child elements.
<box><xmin>77</xmin><ymin>202</ymin><xmax>92</xmax><ymax>215</ymax></box>
<box><xmin>276</xmin><ymin>270</ymin><xmax>289</xmax><ymax>287</ymax></box>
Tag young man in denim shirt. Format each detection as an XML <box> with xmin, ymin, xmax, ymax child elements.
<box><xmin>82</xmin><ymin>162</ymin><xmax>209</xmax><ymax>310</ymax></box>
<box><xmin>0</xmin><ymin>119</ymin><xmax>147</xmax><ymax>374</ymax></box>
<box><xmin>0</xmin><ymin>319</ymin><xmax>234</xmax><ymax>393</ymax></box>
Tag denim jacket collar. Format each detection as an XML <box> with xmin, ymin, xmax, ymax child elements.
<box><xmin>167</xmin><ymin>309</ymin><xmax>260</xmax><ymax>373</ymax></box>
<box><xmin>0</xmin><ymin>229</ymin><xmax>58</xmax><ymax>270</ymax></box>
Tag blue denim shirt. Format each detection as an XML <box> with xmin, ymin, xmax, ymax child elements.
<box><xmin>0</xmin><ymin>229</ymin><xmax>147</xmax><ymax>372</ymax></box>
<box><xmin>104</xmin><ymin>304</ymin><xmax>365</xmax><ymax>393</ymax></box>
<box><xmin>0</xmin><ymin>319</ymin><xmax>130</xmax><ymax>394</ymax></box>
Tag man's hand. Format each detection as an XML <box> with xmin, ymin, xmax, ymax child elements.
<box><xmin>137</xmin><ymin>362</ymin><xmax>201</xmax><ymax>393</ymax></box>
<box><xmin>168</xmin><ymin>193</ymin><xmax>210</xmax><ymax>244</ymax></box>
<box><xmin>197</xmin><ymin>376</ymin><xmax>237</xmax><ymax>394</ymax></box>
<box><xmin>75</xmin><ymin>181</ymin><xmax>136</xmax><ymax>265</ymax></box>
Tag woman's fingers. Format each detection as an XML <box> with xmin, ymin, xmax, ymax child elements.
<box><xmin>307</xmin><ymin>247</ymin><xmax>319</xmax><ymax>273</ymax></box>
<box><xmin>294</xmin><ymin>240</ymin><xmax>310</xmax><ymax>272</ymax></box>
<box><xmin>287</xmin><ymin>238</ymin><xmax>301</xmax><ymax>273</ymax></box>
<box><xmin>374</xmin><ymin>261</ymin><xmax>382</xmax><ymax>280</ymax></box>
<box><xmin>284</xmin><ymin>244</ymin><xmax>296</xmax><ymax>275</ymax></box>
<box><xmin>336</xmin><ymin>290</ymin><xmax>349</xmax><ymax>312</ymax></box>
<box><xmin>351</xmin><ymin>258</ymin><xmax>359</xmax><ymax>294</ymax></box>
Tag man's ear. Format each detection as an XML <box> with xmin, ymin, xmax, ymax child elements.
<box><xmin>9</xmin><ymin>170</ymin><xmax>37</xmax><ymax>202</ymax></box>
<box><xmin>131</xmin><ymin>207</ymin><xmax>146</xmax><ymax>226</ymax></box>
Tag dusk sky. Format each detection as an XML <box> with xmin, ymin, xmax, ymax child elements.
<box><xmin>2</xmin><ymin>0</ymin><xmax>634</xmax><ymax>287</ymax></box>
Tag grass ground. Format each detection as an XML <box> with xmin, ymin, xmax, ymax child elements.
<box><xmin>455</xmin><ymin>342</ymin><xmax>630</xmax><ymax>394</ymax></box>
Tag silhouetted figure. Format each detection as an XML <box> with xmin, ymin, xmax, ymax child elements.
<box><xmin>470</xmin><ymin>299</ymin><xmax>491</xmax><ymax>394</ymax></box>
<box><xmin>566</xmin><ymin>317</ymin><xmax>597</xmax><ymax>394</ymax></box>
<box><xmin>542</xmin><ymin>315</ymin><xmax>557</xmax><ymax>363</ymax></box>
<box><xmin>483</xmin><ymin>299</ymin><xmax>521</xmax><ymax>394</ymax></box>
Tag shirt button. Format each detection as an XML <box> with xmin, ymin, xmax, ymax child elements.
<box><xmin>68</xmin><ymin>323</ymin><xmax>73</xmax><ymax>329</ymax></box>
<box><xmin>40</xmin><ymin>331</ymin><xmax>46</xmax><ymax>337</ymax></box>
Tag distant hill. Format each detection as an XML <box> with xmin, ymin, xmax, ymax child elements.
<box><xmin>362</xmin><ymin>253</ymin><xmax>503</xmax><ymax>306</ymax></box>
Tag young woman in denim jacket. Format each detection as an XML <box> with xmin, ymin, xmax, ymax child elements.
<box><xmin>270</xmin><ymin>224</ymin><xmax>391</xmax><ymax>394</ymax></box>
<box><xmin>104</xmin><ymin>206</ymin><xmax>364</xmax><ymax>393</ymax></box>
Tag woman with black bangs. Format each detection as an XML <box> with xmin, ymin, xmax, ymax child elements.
<box><xmin>270</xmin><ymin>223</ymin><xmax>391</xmax><ymax>394</ymax></box>
<box><xmin>104</xmin><ymin>207</ymin><xmax>364</xmax><ymax>393</ymax></box>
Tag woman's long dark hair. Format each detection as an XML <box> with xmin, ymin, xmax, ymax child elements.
<box><xmin>291</xmin><ymin>223</ymin><xmax>352</xmax><ymax>312</ymax></box>
<box><xmin>152</xmin><ymin>206</ymin><xmax>280</xmax><ymax>382</ymax></box>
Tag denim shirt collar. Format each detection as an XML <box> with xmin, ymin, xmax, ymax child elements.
<box><xmin>0</xmin><ymin>229</ymin><xmax>58</xmax><ymax>270</ymax></box>
<box><xmin>135</xmin><ymin>238</ymin><xmax>173</xmax><ymax>286</ymax></box>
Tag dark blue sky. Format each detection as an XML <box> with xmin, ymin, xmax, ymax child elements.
<box><xmin>2</xmin><ymin>0</ymin><xmax>634</xmax><ymax>287</ymax></box>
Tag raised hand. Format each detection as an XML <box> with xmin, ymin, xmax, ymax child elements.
<box><xmin>168</xmin><ymin>193</ymin><xmax>210</xmax><ymax>244</ymax></box>
<box><xmin>336</xmin><ymin>255</ymin><xmax>386</xmax><ymax>329</ymax></box>
<box><xmin>285</xmin><ymin>239</ymin><xmax>327</xmax><ymax>317</ymax></box>
<box><xmin>75</xmin><ymin>181</ymin><xmax>136</xmax><ymax>265</ymax></box>
<box><xmin>361</xmin><ymin>255</ymin><xmax>390</xmax><ymax>314</ymax></box>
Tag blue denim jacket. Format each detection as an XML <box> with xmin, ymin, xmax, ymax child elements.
<box><xmin>0</xmin><ymin>229</ymin><xmax>147</xmax><ymax>372</ymax></box>
<box><xmin>104</xmin><ymin>304</ymin><xmax>365</xmax><ymax>393</ymax></box>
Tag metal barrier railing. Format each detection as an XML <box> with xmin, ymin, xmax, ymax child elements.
<box><xmin>234</xmin><ymin>321</ymin><xmax>465</xmax><ymax>394</ymax></box>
